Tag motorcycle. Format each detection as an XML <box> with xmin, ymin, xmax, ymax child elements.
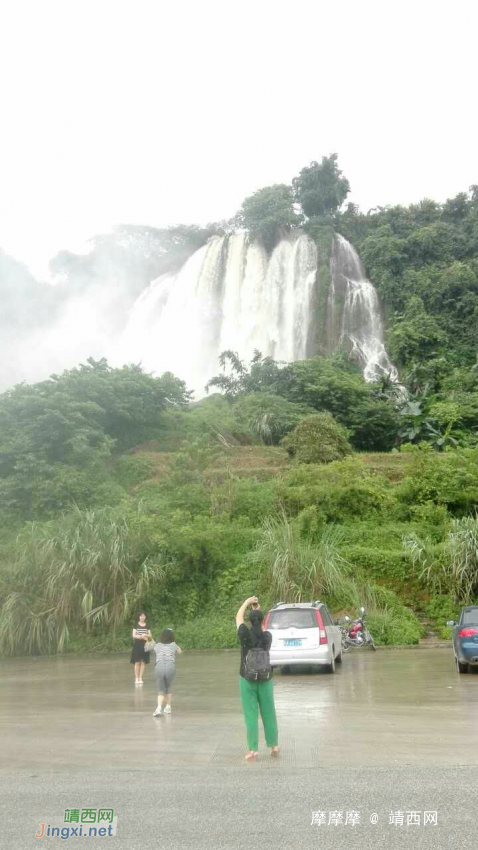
<box><xmin>340</xmin><ymin>607</ymin><xmax>376</xmax><ymax>651</ymax></box>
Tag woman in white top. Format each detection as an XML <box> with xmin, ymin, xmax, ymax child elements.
<box><xmin>152</xmin><ymin>629</ymin><xmax>182</xmax><ymax>716</ymax></box>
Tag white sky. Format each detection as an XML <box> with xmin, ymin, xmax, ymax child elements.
<box><xmin>0</xmin><ymin>0</ymin><xmax>477</xmax><ymax>278</ymax></box>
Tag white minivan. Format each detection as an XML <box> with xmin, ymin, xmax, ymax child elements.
<box><xmin>265</xmin><ymin>601</ymin><xmax>342</xmax><ymax>673</ymax></box>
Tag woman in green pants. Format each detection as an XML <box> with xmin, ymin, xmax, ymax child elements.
<box><xmin>236</xmin><ymin>596</ymin><xmax>279</xmax><ymax>762</ymax></box>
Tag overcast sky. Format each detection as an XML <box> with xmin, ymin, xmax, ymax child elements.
<box><xmin>0</xmin><ymin>0</ymin><xmax>477</xmax><ymax>277</ymax></box>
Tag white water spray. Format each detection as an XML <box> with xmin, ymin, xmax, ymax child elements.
<box><xmin>116</xmin><ymin>232</ymin><xmax>396</xmax><ymax>395</ymax></box>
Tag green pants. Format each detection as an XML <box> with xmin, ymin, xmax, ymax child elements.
<box><xmin>239</xmin><ymin>677</ymin><xmax>278</xmax><ymax>751</ymax></box>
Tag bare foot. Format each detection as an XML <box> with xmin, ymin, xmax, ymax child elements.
<box><xmin>271</xmin><ymin>746</ymin><xmax>280</xmax><ymax>757</ymax></box>
<box><xmin>245</xmin><ymin>751</ymin><xmax>258</xmax><ymax>762</ymax></box>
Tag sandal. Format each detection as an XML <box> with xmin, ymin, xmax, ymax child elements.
<box><xmin>271</xmin><ymin>746</ymin><xmax>280</xmax><ymax>757</ymax></box>
<box><xmin>245</xmin><ymin>751</ymin><xmax>258</xmax><ymax>762</ymax></box>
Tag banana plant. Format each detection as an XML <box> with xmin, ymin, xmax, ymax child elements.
<box><xmin>423</xmin><ymin>420</ymin><xmax>459</xmax><ymax>450</ymax></box>
<box><xmin>396</xmin><ymin>385</ymin><xmax>432</xmax><ymax>443</ymax></box>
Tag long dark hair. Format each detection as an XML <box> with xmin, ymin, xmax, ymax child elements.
<box><xmin>136</xmin><ymin>611</ymin><xmax>148</xmax><ymax>624</ymax></box>
<box><xmin>248</xmin><ymin>609</ymin><xmax>264</xmax><ymax>645</ymax></box>
<box><xmin>160</xmin><ymin>628</ymin><xmax>174</xmax><ymax>644</ymax></box>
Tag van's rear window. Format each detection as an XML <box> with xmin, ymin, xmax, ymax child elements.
<box><xmin>268</xmin><ymin>609</ymin><xmax>318</xmax><ymax>630</ymax></box>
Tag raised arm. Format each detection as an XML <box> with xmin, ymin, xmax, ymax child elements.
<box><xmin>235</xmin><ymin>597</ymin><xmax>258</xmax><ymax>628</ymax></box>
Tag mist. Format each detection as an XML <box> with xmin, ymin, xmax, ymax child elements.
<box><xmin>0</xmin><ymin>230</ymin><xmax>166</xmax><ymax>389</ymax></box>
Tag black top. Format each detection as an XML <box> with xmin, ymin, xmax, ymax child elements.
<box><xmin>237</xmin><ymin>623</ymin><xmax>272</xmax><ymax>678</ymax></box>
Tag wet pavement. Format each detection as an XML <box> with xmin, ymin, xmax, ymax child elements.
<box><xmin>1</xmin><ymin>648</ymin><xmax>478</xmax><ymax>848</ymax></box>
<box><xmin>1</xmin><ymin>647</ymin><xmax>478</xmax><ymax>771</ymax></box>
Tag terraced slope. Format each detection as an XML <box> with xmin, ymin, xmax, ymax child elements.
<box><xmin>125</xmin><ymin>444</ymin><xmax>412</xmax><ymax>487</ymax></box>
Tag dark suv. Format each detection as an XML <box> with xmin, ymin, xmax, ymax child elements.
<box><xmin>448</xmin><ymin>606</ymin><xmax>478</xmax><ymax>673</ymax></box>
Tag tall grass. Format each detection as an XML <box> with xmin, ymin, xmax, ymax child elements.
<box><xmin>248</xmin><ymin>513</ymin><xmax>352</xmax><ymax>603</ymax></box>
<box><xmin>0</xmin><ymin>506</ymin><xmax>167</xmax><ymax>656</ymax></box>
<box><xmin>404</xmin><ymin>516</ymin><xmax>478</xmax><ymax>603</ymax></box>
<box><xmin>448</xmin><ymin>517</ymin><xmax>478</xmax><ymax>602</ymax></box>
<box><xmin>248</xmin><ymin>514</ymin><xmax>422</xmax><ymax>644</ymax></box>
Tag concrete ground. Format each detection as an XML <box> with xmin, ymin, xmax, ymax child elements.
<box><xmin>1</xmin><ymin>648</ymin><xmax>477</xmax><ymax>848</ymax></box>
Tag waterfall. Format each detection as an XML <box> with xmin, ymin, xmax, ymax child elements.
<box><xmin>327</xmin><ymin>234</ymin><xmax>399</xmax><ymax>382</ymax></box>
<box><xmin>116</xmin><ymin>231</ymin><xmax>396</xmax><ymax>396</ymax></box>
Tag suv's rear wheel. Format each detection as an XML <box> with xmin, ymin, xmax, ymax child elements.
<box><xmin>456</xmin><ymin>656</ymin><xmax>469</xmax><ymax>674</ymax></box>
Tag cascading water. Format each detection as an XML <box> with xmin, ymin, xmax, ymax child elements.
<box><xmin>116</xmin><ymin>231</ymin><xmax>396</xmax><ymax>396</ymax></box>
<box><xmin>117</xmin><ymin>237</ymin><xmax>226</xmax><ymax>393</ymax></box>
<box><xmin>327</xmin><ymin>234</ymin><xmax>399</xmax><ymax>382</ymax></box>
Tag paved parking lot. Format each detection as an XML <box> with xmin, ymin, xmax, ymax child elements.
<box><xmin>1</xmin><ymin>648</ymin><xmax>477</xmax><ymax>847</ymax></box>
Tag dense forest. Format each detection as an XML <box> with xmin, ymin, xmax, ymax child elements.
<box><xmin>1</xmin><ymin>155</ymin><xmax>477</xmax><ymax>657</ymax></box>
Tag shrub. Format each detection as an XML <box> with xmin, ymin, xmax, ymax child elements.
<box><xmin>330</xmin><ymin>481</ymin><xmax>397</xmax><ymax>521</ymax></box>
<box><xmin>142</xmin><ymin>513</ymin><xmax>259</xmax><ymax>616</ymax></box>
<box><xmin>347</xmin><ymin>398</ymin><xmax>401</xmax><ymax>451</ymax></box>
<box><xmin>279</xmin><ymin>456</ymin><xmax>367</xmax><ymax>491</ymax></box>
<box><xmin>115</xmin><ymin>455</ymin><xmax>156</xmax><ymax>488</ymax></box>
<box><xmin>276</xmin><ymin>460</ymin><xmax>395</xmax><ymax>523</ymax></box>
<box><xmin>343</xmin><ymin>583</ymin><xmax>423</xmax><ymax>645</ymax></box>
<box><xmin>212</xmin><ymin>561</ymin><xmax>272</xmax><ymax>613</ymax></box>
<box><xmin>89</xmin><ymin>480</ymin><xmax>131</xmax><ymax>508</ymax></box>
<box><xmin>186</xmin><ymin>396</ymin><xmax>253</xmax><ymax>444</ymax></box>
<box><xmin>296</xmin><ymin>506</ymin><xmax>326</xmax><ymax>540</ymax></box>
<box><xmin>214</xmin><ymin>478</ymin><xmax>277</xmax><ymax>525</ymax></box>
<box><xmin>342</xmin><ymin>546</ymin><xmax>415</xmax><ymax>584</ymax></box>
<box><xmin>336</xmin><ymin>519</ymin><xmax>420</xmax><ymax>547</ymax></box>
<box><xmin>174</xmin><ymin>616</ymin><xmax>238</xmax><ymax>649</ymax></box>
<box><xmin>366</xmin><ymin>608</ymin><xmax>422</xmax><ymax>645</ymax></box>
<box><xmin>281</xmin><ymin>413</ymin><xmax>352</xmax><ymax>464</ymax></box>
<box><xmin>408</xmin><ymin>502</ymin><xmax>449</xmax><ymax>528</ymax></box>
<box><xmin>423</xmin><ymin>594</ymin><xmax>460</xmax><ymax>639</ymax></box>
<box><xmin>158</xmin><ymin>399</ymin><xmax>254</xmax><ymax>448</ymax></box>
<box><xmin>398</xmin><ymin>444</ymin><xmax>478</xmax><ymax>513</ymax></box>
<box><xmin>233</xmin><ymin>393</ymin><xmax>314</xmax><ymax>445</ymax></box>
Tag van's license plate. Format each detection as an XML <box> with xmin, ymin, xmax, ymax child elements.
<box><xmin>285</xmin><ymin>639</ymin><xmax>302</xmax><ymax>646</ymax></box>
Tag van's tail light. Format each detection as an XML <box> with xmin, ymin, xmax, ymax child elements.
<box><xmin>459</xmin><ymin>627</ymin><xmax>478</xmax><ymax>637</ymax></box>
<box><xmin>315</xmin><ymin>609</ymin><xmax>328</xmax><ymax>644</ymax></box>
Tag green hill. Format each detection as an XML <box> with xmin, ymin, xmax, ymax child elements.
<box><xmin>1</xmin><ymin>161</ymin><xmax>478</xmax><ymax>656</ymax></box>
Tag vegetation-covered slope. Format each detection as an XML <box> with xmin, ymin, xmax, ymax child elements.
<box><xmin>1</xmin><ymin>356</ymin><xmax>478</xmax><ymax>657</ymax></box>
<box><xmin>1</xmin><ymin>154</ymin><xmax>478</xmax><ymax>656</ymax></box>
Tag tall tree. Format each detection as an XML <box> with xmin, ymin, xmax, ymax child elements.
<box><xmin>292</xmin><ymin>154</ymin><xmax>350</xmax><ymax>218</ymax></box>
<box><xmin>237</xmin><ymin>184</ymin><xmax>301</xmax><ymax>251</ymax></box>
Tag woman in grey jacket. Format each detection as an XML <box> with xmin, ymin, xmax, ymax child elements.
<box><xmin>152</xmin><ymin>629</ymin><xmax>182</xmax><ymax>716</ymax></box>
